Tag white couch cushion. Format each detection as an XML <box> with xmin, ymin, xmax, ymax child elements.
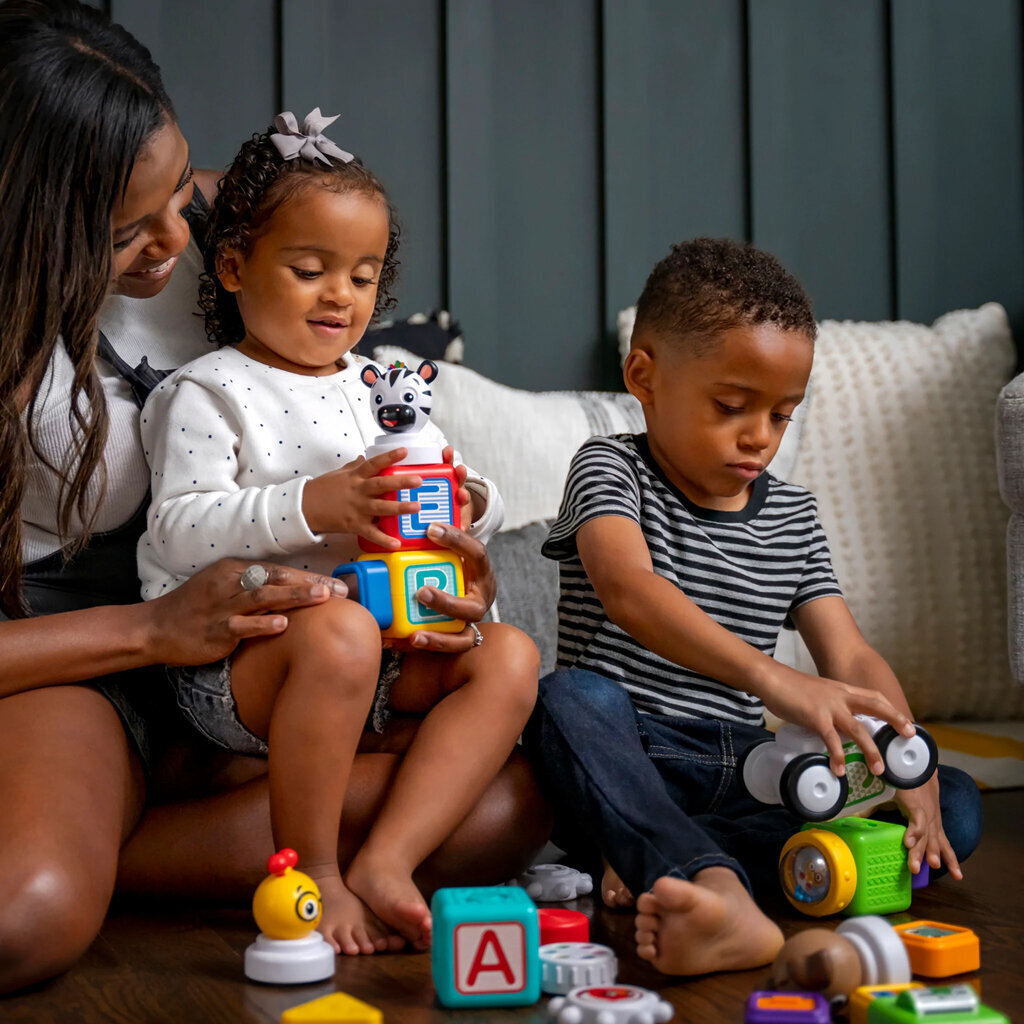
<box><xmin>784</xmin><ymin>303</ymin><xmax>1021</xmax><ymax>720</ymax></box>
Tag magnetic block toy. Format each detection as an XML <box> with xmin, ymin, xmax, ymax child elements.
<box><xmin>280</xmin><ymin>991</ymin><xmax>382</xmax><ymax>1023</ymax></box>
<box><xmin>742</xmin><ymin>714</ymin><xmax>938</xmax><ymax>822</ymax></box>
<box><xmin>745</xmin><ymin>991</ymin><xmax>831</xmax><ymax>1024</ymax></box>
<box><xmin>540</xmin><ymin>942</ymin><xmax>617</xmax><ymax>994</ymax></box>
<box><xmin>779</xmin><ymin>817</ymin><xmax>911</xmax><ymax>917</ymax></box>
<box><xmin>431</xmin><ymin>886</ymin><xmax>541</xmax><ymax>1008</ymax></box>
<box><xmin>244</xmin><ymin>849</ymin><xmax>335</xmax><ymax>985</ymax></box>
<box><xmin>546</xmin><ymin>985</ymin><xmax>674</xmax><ymax>1023</ymax></box>
<box><xmin>892</xmin><ymin>921</ymin><xmax>980</xmax><ymax>978</ymax></box>
<box><xmin>333</xmin><ymin>549</ymin><xmax>465</xmax><ymax>639</ymax></box>
<box><xmin>538</xmin><ymin>908</ymin><xmax>590</xmax><ymax>945</ymax></box>
<box><xmin>850</xmin><ymin>984</ymin><xmax>927</xmax><ymax>1024</ymax></box>
<box><xmin>513</xmin><ymin>864</ymin><xmax>594</xmax><ymax>902</ymax></box>
<box><xmin>359</xmin><ymin>461</ymin><xmax>459</xmax><ymax>553</ymax></box>
<box><xmin>865</xmin><ymin>984</ymin><xmax>1008</xmax><ymax>1023</ymax></box>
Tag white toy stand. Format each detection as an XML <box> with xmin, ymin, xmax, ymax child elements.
<box><xmin>243</xmin><ymin>932</ymin><xmax>335</xmax><ymax>985</ymax></box>
<box><xmin>836</xmin><ymin>916</ymin><xmax>911</xmax><ymax>985</ymax></box>
<box><xmin>365</xmin><ymin>430</ymin><xmax>443</xmax><ymax>465</ymax></box>
<box><xmin>515</xmin><ymin>864</ymin><xmax>594</xmax><ymax>902</ymax></box>
<box><xmin>540</xmin><ymin>943</ymin><xmax>618</xmax><ymax>994</ymax></box>
<box><xmin>546</xmin><ymin>984</ymin><xmax>674</xmax><ymax>1024</ymax></box>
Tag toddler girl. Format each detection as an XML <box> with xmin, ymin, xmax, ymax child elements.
<box><xmin>137</xmin><ymin>110</ymin><xmax>539</xmax><ymax>955</ymax></box>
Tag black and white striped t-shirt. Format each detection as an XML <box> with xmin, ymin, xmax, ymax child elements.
<box><xmin>542</xmin><ymin>434</ymin><xmax>842</xmax><ymax>726</ymax></box>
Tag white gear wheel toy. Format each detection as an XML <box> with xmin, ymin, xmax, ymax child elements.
<box><xmin>546</xmin><ymin>984</ymin><xmax>675</xmax><ymax>1024</ymax></box>
<box><xmin>540</xmin><ymin>942</ymin><xmax>618</xmax><ymax>994</ymax></box>
<box><xmin>513</xmin><ymin>863</ymin><xmax>594</xmax><ymax>902</ymax></box>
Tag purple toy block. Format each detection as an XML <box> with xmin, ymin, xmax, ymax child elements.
<box><xmin>745</xmin><ymin>991</ymin><xmax>831</xmax><ymax>1024</ymax></box>
<box><xmin>911</xmin><ymin>862</ymin><xmax>930</xmax><ymax>890</ymax></box>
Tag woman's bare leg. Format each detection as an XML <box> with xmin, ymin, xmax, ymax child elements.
<box><xmin>0</xmin><ymin>687</ymin><xmax>144</xmax><ymax>994</ymax></box>
<box><xmin>345</xmin><ymin>623</ymin><xmax>539</xmax><ymax>947</ymax></box>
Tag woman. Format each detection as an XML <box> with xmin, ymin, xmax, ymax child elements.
<box><xmin>0</xmin><ymin>0</ymin><xmax>548</xmax><ymax>993</ymax></box>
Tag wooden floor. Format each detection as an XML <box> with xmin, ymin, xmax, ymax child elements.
<box><xmin>4</xmin><ymin>790</ymin><xmax>1022</xmax><ymax>1024</ymax></box>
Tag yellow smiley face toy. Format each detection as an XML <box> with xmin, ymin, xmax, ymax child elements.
<box><xmin>252</xmin><ymin>848</ymin><xmax>323</xmax><ymax>940</ymax></box>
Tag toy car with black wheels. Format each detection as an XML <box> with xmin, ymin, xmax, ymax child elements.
<box><xmin>740</xmin><ymin>714</ymin><xmax>937</xmax><ymax>821</ymax></box>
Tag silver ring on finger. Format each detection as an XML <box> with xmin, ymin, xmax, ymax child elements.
<box><xmin>240</xmin><ymin>564</ymin><xmax>269</xmax><ymax>592</ymax></box>
<box><xmin>470</xmin><ymin>623</ymin><xmax>483</xmax><ymax>647</ymax></box>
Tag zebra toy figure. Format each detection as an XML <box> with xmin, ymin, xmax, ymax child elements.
<box><xmin>360</xmin><ymin>359</ymin><xmax>442</xmax><ymax>463</ymax></box>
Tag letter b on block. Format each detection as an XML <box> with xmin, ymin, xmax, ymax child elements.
<box><xmin>431</xmin><ymin>887</ymin><xmax>540</xmax><ymax>1008</ymax></box>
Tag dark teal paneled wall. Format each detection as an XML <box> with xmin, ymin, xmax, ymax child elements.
<box><xmin>108</xmin><ymin>1</ymin><xmax>1024</xmax><ymax>389</ymax></box>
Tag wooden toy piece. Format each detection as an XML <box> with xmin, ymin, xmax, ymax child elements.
<box><xmin>333</xmin><ymin>548</ymin><xmax>465</xmax><ymax>639</ymax></box>
<box><xmin>245</xmin><ymin>849</ymin><xmax>335</xmax><ymax>985</ymax></box>
<box><xmin>849</xmin><ymin>984</ymin><xmax>927</xmax><ymax>1024</ymax></box>
<box><xmin>892</xmin><ymin>921</ymin><xmax>981</xmax><ymax>978</ymax></box>
<box><xmin>546</xmin><ymin>985</ymin><xmax>674</xmax><ymax>1023</ymax></box>
<box><xmin>538</xmin><ymin>908</ymin><xmax>590</xmax><ymax>945</ymax></box>
<box><xmin>280</xmin><ymin>991</ymin><xmax>382</xmax><ymax>1023</ymax></box>
<box><xmin>431</xmin><ymin>885</ymin><xmax>541</xmax><ymax>1008</ymax></box>
<box><xmin>865</xmin><ymin>984</ymin><xmax>1008</xmax><ymax>1023</ymax></box>
<box><xmin>779</xmin><ymin>818</ymin><xmax>911</xmax><ymax>917</ymax></box>
<box><xmin>745</xmin><ymin>991</ymin><xmax>831</xmax><ymax>1023</ymax></box>
<box><xmin>514</xmin><ymin>864</ymin><xmax>594</xmax><ymax>902</ymax></box>
<box><xmin>539</xmin><ymin>942</ymin><xmax>617</xmax><ymax>995</ymax></box>
<box><xmin>767</xmin><ymin>917</ymin><xmax>910</xmax><ymax>1007</ymax></box>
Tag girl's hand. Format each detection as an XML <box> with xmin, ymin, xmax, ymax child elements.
<box><xmin>302</xmin><ymin>447</ymin><xmax>424</xmax><ymax>548</ymax></box>
<box><xmin>404</xmin><ymin>522</ymin><xmax>496</xmax><ymax>653</ymax></box>
<box><xmin>144</xmin><ymin>558</ymin><xmax>348</xmax><ymax>666</ymax></box>
<box><xmin>759</xmin><ymin>665</ymin><xmax>915</xmax><ymax>777</ymax></box>
<box><xmin>895</xmin><ymin>775</ymin><xmax>962</xmax><ymax>879</ymax></box>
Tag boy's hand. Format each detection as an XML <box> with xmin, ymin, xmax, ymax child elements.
<box><xmin>760</xmin><ymin>666</ymin><xmax>915</xmax><ymax>777</ymax></box>
<box><xmin>895</xmin><ymin>775</ymin><xmax>962</xmax><ymax>879</ymax></box>
<box><xmin>302</xmin><ymin>447</ymin><xmax>423</xmax><ymax>548</ymax></box>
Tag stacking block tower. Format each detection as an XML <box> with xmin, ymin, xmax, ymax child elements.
<box><xmin>333</xmin><ymin>360</ymin><xmax>465</xmax><ymax>639</ymax></box>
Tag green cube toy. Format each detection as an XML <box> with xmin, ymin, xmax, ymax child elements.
<box><xmin>866</xmin><ymin>984</ymin><xmax>1008</xmax><ymax>1023</ymax></box>
<box><xmin>430</xmin><ymin>886</ymin><xmax>541</xmax><ymax>1008</ymax></box>
<box><xmin>779</xmin><ymin>816</ymin><xmax>911</xmax><ymax>916</ymax></box>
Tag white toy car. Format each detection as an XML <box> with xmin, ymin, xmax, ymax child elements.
<box><xmin>740</xmin><ymin>714</ymin><xmax>938</xmax><ymax>821</ymax></box>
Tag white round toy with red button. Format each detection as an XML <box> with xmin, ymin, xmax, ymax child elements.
<box><xmin>546</xmin><ymin>984</ymin><xmax>674</xmax><ymax>1024</ymax></box>
<box><xmin>540</xmin><ymin>942</ymin><xmax>618</xmax><ymax>994</ymax></box>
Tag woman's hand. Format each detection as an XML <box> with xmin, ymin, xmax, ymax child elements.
<box><xmin>402</xmin><ymin>522</ymin><xmax>496</xmax><ymax>654</ymax></box>
<box><xmin>440</xmin><ymin>445</ymin><xmax>473</xmax><ymax>528</ymax></box>
<box><xmin>144</xmin><ymin>558</ymin><xmax>348</xmax><ymax>666</ymax></box>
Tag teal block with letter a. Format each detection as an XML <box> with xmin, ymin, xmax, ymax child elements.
<box><xmin>431</xmin><ymin>886</ymin><xmax>541</xmax><ymax>1007</ymax></box>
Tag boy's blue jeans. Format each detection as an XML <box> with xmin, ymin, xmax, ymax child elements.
<box><xmin>522</xmin><ymin>668</ymin><xmax>983</xmax><ymax>902</ymax></box>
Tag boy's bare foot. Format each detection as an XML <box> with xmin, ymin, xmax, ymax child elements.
<box><xmin>634</xmin><ymin>867</ymin><xmax>783</xmax><ymax>975</ymax></box>
<box><xmin>345</xmin><ymin>854</ymin><xmax>432</xmax><ymax>951</ymax></box>
<box><xmin>310</xmin><ymin>872</ymin><xmax>405</xmax><ymax>956</ymax></box>
<box><xmin>601</xmin><ymin>858</ymin><xmax>635</xmax><ymax>908</ymax></box>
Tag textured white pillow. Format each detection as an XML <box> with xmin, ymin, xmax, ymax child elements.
<box><xmin>783</xmin><ymin>303</ymin><xmax>1021</xmax><ymax>720</ymax></box>
<box><xmin>373</xmin><ymin>345</ymin><xmax>646</xmax><ymax>530</ymax></box>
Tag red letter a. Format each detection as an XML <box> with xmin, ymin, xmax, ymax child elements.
<box><xmin>466</xmin><ymin>929</ymin><xmax>515</xmax><ymax>987</ymax></box>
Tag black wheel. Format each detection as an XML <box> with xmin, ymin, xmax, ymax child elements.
<box><xmin>781</xmin><ymin>752</ymin><xmax>849</xmax><ymax>821</ymax></box>
<box><xmin>875</xmin><ymin>723</ymin><xmax>939</xmax><ymax>789</ymax></box>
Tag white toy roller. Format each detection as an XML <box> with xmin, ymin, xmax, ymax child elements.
<box><xmin>540</xmin><ymin>942</ymin><xmax>618</xmax><ymax>994</ymax></box>
<box><xmin>514</xmin><ymin>863</ymin><xmax>594</xmax><ymax>902</ymax></box>
<box><xmin>740</xmin><ymin>714</ymin><xmax>938</xmax><ymax>822</ymax></box>
<box><xmin>546</xmin><ymin>984</ymin><xmax>674</xmax><ymax>1024</ymax></box>
<box><xmin>835</xmin><ymin>915</ymin><xmax>911</xmax><ymax>986</ymax></box>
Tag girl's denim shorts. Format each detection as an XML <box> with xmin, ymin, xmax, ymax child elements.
<box><xmin>168</xmin><ymin>650</ymin><xmax>403</xmax><ymax>757</ymax></box>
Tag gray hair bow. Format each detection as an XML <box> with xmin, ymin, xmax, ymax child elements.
<box><xmin>269</xmin><ymin>108</ymin><xmax>354</xmax><ymax>165</ymax></box>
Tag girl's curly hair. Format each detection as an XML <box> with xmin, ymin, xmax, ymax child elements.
<box><xmin>198</xmin><ymin>128</ymin><xmax>401</xmax><ymax>346</ymax></box>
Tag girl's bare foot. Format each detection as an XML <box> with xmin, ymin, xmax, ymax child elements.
<box><xmin>345</xmin><ymin>854</ymin><xmax>432</xmax><ymax>951</ymax></box>
<box><xmin>601</xmin><ymin>858</ymin><xmax>635</xmax><ymax>908</ymax></box>
<box><xmin>634</xmin><ymin>867</ymin><xmax>783</xmax><ymax>975</ymax></box>
<box><xmin>310</xmin><ymin>871</ymin><xmax>404</xmax><ymax>955</ymax></box>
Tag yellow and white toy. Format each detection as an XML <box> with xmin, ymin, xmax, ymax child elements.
<box><xmin>244</xmin><ymin>848</ymin><xmax>335</xmax><ymax>984</ymax></box>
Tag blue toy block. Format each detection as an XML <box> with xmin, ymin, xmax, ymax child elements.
<box><xmin>331</xmin><ymin>560</ymin><xmax>393</xmax><ymax>629</ymax></box>
<box><xmin>431</xmin><ymin>886</ymin><xmax>541</xmax><ymax>1008</ymax></box>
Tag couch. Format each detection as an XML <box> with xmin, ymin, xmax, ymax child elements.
<box><xmin>373</xmin><ymin>301</ymin><xmax>1024</xmax><ymax>788</ymax></box>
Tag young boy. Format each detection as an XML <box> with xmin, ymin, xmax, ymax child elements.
<box><xmin>523</xmin><ymin>238</ymin><xmax>980</xmax><ymax>976</ymax></box>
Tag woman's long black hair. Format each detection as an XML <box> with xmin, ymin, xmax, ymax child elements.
<box><xmin>0</xmin><ymin>0</ymin><xmax>175</xmax><ymax>616</ymax></box>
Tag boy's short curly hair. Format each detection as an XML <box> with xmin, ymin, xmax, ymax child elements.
<box><xmin>199</xmin><ymin>127</ymin><xmax>401</xmax><ymax>346</ymax></box>
<box><xmin>633</xmin><ymin>238</ymin><xmax>816</xmax><ymax>354</ymax></box>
